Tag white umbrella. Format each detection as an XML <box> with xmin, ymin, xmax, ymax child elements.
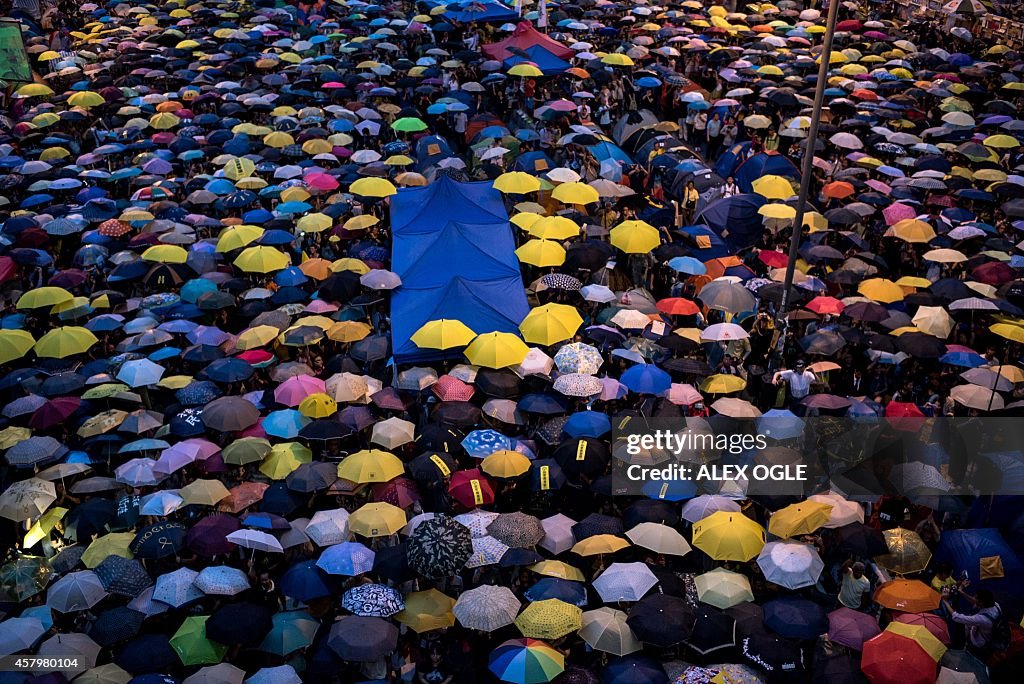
<box><xmin>465</xmin><ymin>536</ymin><xmax>509</xmax><ymax>568</ymax></box>
<box><xmin>757</xmin><ymin>541</ymin><xmax>824</xmax><ymax>590</ymax></box>
<box><xmin>455</xmin><ymin>509</ymin><xmax>500</xmax><ymax>538</ymax></box>
<box><xmin>700</xmin><ymin>322</ymin><xmax>749</xmax><ymax>341</ymax></box>
<box><xmin>580</xmin><ymin>607</ymin><xmax>642</xmax><ymax>656</ymax></box>
<box><xmin>46</xmin><ymin>571</ymin><xmax>107</xmax><ymax>613</ymax></box>
<box><xmin>0</xmin><ymin>477</ymin><xmax>56</xmax><ymax>521</ymax></box>
<box><xmin>185</xmin><ymin>663</ymin><xmax>246</xmax><ymax>684</ymax></box>
<box><xmin>682</xmin><ymin>495</ymin><xmax>741</xmax><ymax>523</ymax></box>
<box><xmin>808</xmin><ymin>492</ymin><xmax>864</xmax><ymax>527</ymax></box>
<box><xmin>453</xmin><ymin>585</ymin><xmax>520</xmax><ymax>631</ymax></box>
<box><xmin>152</xmin><ymin>567</ymin><xmax>202</xmax><ymax>608</ymax></box>
<box><xmin>370</xmin><ymin>417</ymin><xmax>415</xmax><ymax>449</ymax></box>
<box><xmin>593</xmin><ymin>562</ymin><xmax>658</xmax><ymax>602</ymax></box>
<box><xmin>194</xmin><ymin>565</ymin><xmax>250</xmax><ymax>596</ymax></box>
<box><xmin>539</xmin><ymin>513</ymin><xmax>576</xmax><ymax>555</ymax></box>
<box><xmin>306</xmin><ymin>509</ymin><xmax>350</xmax><ymax>546</ymax></box>
<box><xmin>694</xmin><ymin>568</ymin><xmax>754</xmax><ymax>609</ymax></box>
<box><xmin>626</xmin><ymin>522</ymin><xmax>691</xmax><ymax>556</ymax></box>
<box><xmin>245</xmin><ymin>665</ymin><xmax>302</xmax><ymax>684</ymax></box>
<box><xmin>226</xmin><ymin>529</ymin><xmax>284</xmax><ymax>552</ymax></box>
<box><xmin>580</xmin><ymin>284</ymin><xmax>617</xmax><ymax>303</ymax></box>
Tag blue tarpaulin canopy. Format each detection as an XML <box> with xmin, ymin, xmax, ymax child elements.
<box><xmin>503</xmin><ymin>46</ymin><xmax>572</xmax><ymax>75</ymax></box>
<box><xmin>935</xmin><ymin>527</ymin><xmax>1023</xmax><ymax>594</ymax></box>
<box><xmin>390</xmin><ymin>176</ymin><xmax>529</xmax><ymax>363</ymax></box>
<box><xmin>695</xmin><ymin>193</ymin><xmax>768</xmax><ymax>253</ymax></box>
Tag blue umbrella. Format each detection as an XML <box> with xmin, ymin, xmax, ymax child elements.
<box><xmin>274</xmin><ymin>266</ymin><xmax>309</xmax><ymax>286</ymax></box>
<box><xmin>263</xmin><ymin>409</ymin><xmax>310</xmax><ymax>439</ymax></box>
<box><xmin>316</xmin><ymin>542</ymin><xmax>376</xmax><ymax>576</ymax></box>
<box><xmin>280</xmin><ymin>560</ymin><xmax>334</xmax><ymax>601</ymax></box>
<box><xmin>635</xmin><ymin>77</ymin><xmax>662</xmax><ymax>88</ymax></box>
<box><xmin>524</xmin><ymin>578</ymin><xmax>588</xmax><ymax>606</ymax></box>
<box><xmin>757</xmin><ymin>409</ymin><xmax>804</xmax><ymax>440</ymax></box>
<box><xmin>462</xmin><ymin>429</ymin><xmax>514</xmax><ymax>457</ymax></box>
<box><xmin>202</xmin><ymin>358</ymin><xmax>255</xmax><ymax>384</ymax></box>
<box><xmin>563</xmin><ymin>411</ymin><xmax>611</xmax><ymax>438</ymax></box>
<box><xmin>180</xmin><ymin>278</ymin><xmax>218</xmax><ymax>304</ymax></box>
<box><xmin>620</xmin><ymin>364</ymin><xmax>671</xmax><ymax>395</ymax></box>
<box><xmin>641</xmin><ymin>478</ymin><xmax>697</xmax><ymax>501</ymax></box>
<box><xmin>667</xmin><ymin>256</ymin><xmax>706</xmax><ymax>274</ymax></box>
<box><xmin>762</xmin><ymin>597</ymin><xmax>829</xmax><ymax>640</ymax></box>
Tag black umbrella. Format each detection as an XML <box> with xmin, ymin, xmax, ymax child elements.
<box><xmin>202</xmin><ymin>395</ymin><xmax>260</xmax><ymax>431</ymax></box>
<box><xmin>408</xmin><ymin>451</ymin><xmax>458</xmax><ymax>482</ymax></box>
<box><xmin>286</xmin><ymin>461</ymin><xmax>339</xmax><ymax>492</ymax></box>
<box><xmin>94</xmin><ymin>556</ymin><xmax>152</xmax><ymax>597</ymax></box>
<box><xmin>115</xmin><ymin>634</ymin><xmax>179</xmax><ymax>675</ymax></box>
<box><xmin>64</xmin><ymin>499</ymin><xmax>116</xmax><ymax>543</ymax></box>
<box><xmin>205</xmin><ymin>602</ymin><xmax>273</xmax><ymax>645</ymax></box>
<box><xmin>831</xmin><ymin>522</ymin><xmax>888</xmax><ymax>556</ymax></box>
<box><xmin>813</xmin><ymin>651</ymin><xmax>866</xmax><ymax>684</ymax></box>
<box><xmin>762</xmin><ymin>597</ymin><xmax>828</xmax><ymax>640</ymax></box>
<box><xmin>130</xmin><ymin>521</ymin><xmax>187</xmax><ymax>559</ymax></box>
<box><xmin>89</xmin><ymin>606</ymin><xmax>144</xmax><ymax>647</ymax></box>
<box><xmin>896</xmin><ymin>332</ymin><xmax>946</xmax><ymax>358</ymax></box>
<box><xmin>600</xmin><ymin>656</ymin><xmax>668</xmax><ymax>684</ymax></box>
<box><xmin>327</xmin><ymin>616</ymin><xmax>398</xmax><ymax>662</ymax></box>
<box><xmin>740</xmin><ymin>630</ymin><xmax>805</xmax><ymax>675</ymax></box>
<box><xmin>554</xmin><ymin>438</ymin><xmax>610</xmax><ymax>478</ymax></box>
<box><xmin>571</xmin><ymin>513</ymin><xmax>624</xmax><ymax>541</ymax></box>
<box><xmin>407</xmin><ymin>515</ymin><xmax>472</xmax><ymax>579</ymax></box>
<box><xmin>626</xmin><ymin>594</ymin><xmax>694</xmax><ymax>647</ymax></box>
<box><xmin>372</xmin><ymin>542</ymin><xmax>415</xmax><ymax>583</ymax></box>
<box><xmin>686</xmin><ymin>606</ymin><xmax>737</xmax><ymax>654</ymax></box>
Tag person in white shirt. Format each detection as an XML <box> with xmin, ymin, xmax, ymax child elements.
<box><xmin>773</xmin><ymin>359</ymin><xmax>817</xmax><ymax>405</ymax></box>
<box><xmin>721</xmin><ymin>176</ymin><xmax>739</xmax><ymax>198</ymax></box>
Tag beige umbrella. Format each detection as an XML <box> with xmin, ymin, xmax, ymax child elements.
<box><xmin>694</xmin><ymin>567</ymin><xmax>754</xmax><ymax>609</ymax></box>
<box><xmin>609</xmin><ymin>309</ymin><xmax>652</xmax><ymax>330</ymax></box>
<box><xmin>875</xmin><ymin>528</ymin><xmax>932</xmax><ymax>575</ymax></box>
<box><xmin>77</xmin><ymin>409</ymin><xmax>128</xmax><ymax>438</ymax></box>
<box><xmin>370</xmin><ymin>417</ymin><xmax>416</xmax><ymax>449</ymax></box>
<box><xmin>179</xmin><ymin>479</ymin><xmax>231</xmax><ymax>506</ymax></box>
<box><xmin>912</xmin><ymin>306</ymin><xmax>954</xmax><ymax>339</ymax></box>
<box><xmin>625</xmin><ymin>522</ymin><xmax>691</xmax><ymax>556</ymax></box>
<box><xmin>808</xmin><ymin>492</ymin><xmax>864</xmax><ymax>527</ymax></box>
<box><xmin>579</xmin><ymin>607</ymin><xmax>642</xmax><ymax>656</ymax></box>
<box><xmin>73</xmin><ymin>663</ymin><xmax>131</xmax><ymax>684</ymax></box>
<box><xmin>923</xmin><ymin>248</ymin><xmax>967</xmax><ymax>263</ymax></box>
<box><xmin>183</xmin><ymin>663</ymin><xmax>246</xmax><ymax>684</ymax></box>
<box><xmin>0</xmin><ymin>477</ymin><xmax>56</xmax><ymax>521</ymax></box>
<box><xmin>326</xmin><ymin>372</ymin><xmax>369</xmax><ymax>403</ymax></box>
<box><xmin>710</xmin><ymin>397</ymin><xmax>762</xmax><ymax>418</ymax></box>
<box><xmin>950</xmin><ymin>384</ymin><xmax>1004</xmax><ymax>411</ymax></box>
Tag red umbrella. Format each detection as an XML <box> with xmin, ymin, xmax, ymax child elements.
<box><xmin>449</xmin><ymin>468</ymin><xmax>496</xmax><ymax>508</ymax></box>
<box><xmin>894</xmin><ymin>612</ymin><xmax>951</xmax><ymax>645</ymax></box>
<box><xmin>432</xmin><ymin>375</ymin><xmax>475</xmax><ymax>402</ymax></box>
<box><xmin>655</xmin><ymin>298</ymin><xmax>700</xmax><ymax>316</ymax></box>
<box><xmin>861</xmin><ymin>631</ymin><xmax>936</xmax><ymax>684</ymax></box>
<box><xmin>29</xmin><ymin>396</ymin><xmax>82</xmax><ymax>430</ymax></box>
<box><xmin>836</xmin><ymin>19</ymin><xmax>863</xmax><ymax>31</ymax></box>
<box><xmin>827</xmin><ymin>606</ymin><xmax>880</xmax><ymax>651</ymax></box>
<box><xmin>757</xmin><ymin>250</ymin><xmax>788</xmax><ymax>268</ymax></box>
<box><xmin>972</xmin><ymin>262</ymin><xmax>1014</xmax><ymax>286</ymax></box>
<box><xmin>0</xmin><ymin>256</ymin><xmax>16</xmax><ymax>283</ymax></box>
<box><xmin>806</xmin><ymin>296</ymin><xmax>844</xmax><ymax>315</ymax></box>
<box><xmin>884</xmin><ymin>402</ymin><xmax>923</xmax><ymax>418</ymax></box>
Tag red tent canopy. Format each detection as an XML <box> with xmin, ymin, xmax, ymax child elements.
<box><xmin>482</xmin><ymin>22</ymin><xmax>574</xmax><ymax>61</ymax></box>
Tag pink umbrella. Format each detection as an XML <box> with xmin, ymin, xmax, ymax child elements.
<box><xmin>274</xmin><ymin>374</ymin><xmax>327</xmax><ymax>406</ymax></box>
<box><xmin>546</xmin><ymin>99</ymin><xmax>578</xmax><ymax>112</ymax></box>
<box><xmin>175</xmin><ymin>438</ymin><xmax>221</xmax><ymax>460</ymax></box>
<box><xmin>828</xmin><ymin>606</ymin><xmax>880</xmax><ymax>650</ymax></box>
<box><xmin>865</xmin><ymin>180</ymin><xmax>891</xmax><ymax>195</ymax></box>
<box><xmin>305</xmin><ymin>300</ymin><xmax>338</xmax><ymax>314</ymax></box>
<box><xmin>305</xmin><ymin>173</ymin><xmax>340</xmax><ymax>192</ymax></box>
<box><xmin>882</xmin><ymin>202</ymin><xmax>917</xmax><ymax>226</ymax></box>
<box><xmin>668</xmin><ymin>383</ymin><xmax>702</xmax><ymax>405</ymax></box>
<box><xmin>894</xmin><ymin>612</ymin><xmax>951</xmax><ymax>644</ymax></box>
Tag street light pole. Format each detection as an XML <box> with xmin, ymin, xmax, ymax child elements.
<box><xmin>775</xmin><ymin>0</ymin><xmax>843</xmax><ymax>337</ymax></box>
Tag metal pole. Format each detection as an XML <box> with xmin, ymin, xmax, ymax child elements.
<box><xmin>776</xmin><ymin>0</ymin><xmax>843</xmax><ymax>331</ymax></box>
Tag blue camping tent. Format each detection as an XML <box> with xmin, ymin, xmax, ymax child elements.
<box><xmin>414</xmin><ymin>135</ymin><xmax>455</xmax><ymax>171</ymax></box>
<box><xmin>438</xmin><ymin>0</ymin><xmax>518</xmax><ymax>23</ymax></box>
<box><xmin>695</xmin><ymin>193</ymin><xmax>767</xmax><ymax>253</ymax></box>
<box><xmin>588</xmin><ymin>140</ymin><xmax>632</xmax><ymax>165</ymax></box>
<box><xmin>714</xmin><ymin>141</ymin><xmax>752</xmax><ymax>179</ymax></box>
<box><xmin>936</xmin><ymin>528</ymin><xmax>1023</xmax><ymax>594</ymax></box>
<box><xmin>513</xmin><ymin>150</ymin><xmax>556</xmax><ymax>175</ymax></box>
<box><xmin>675</xmin><ymin>224</ymin><xmax>731</xmax><ymax>260</ymax></box>
<box><xmin>733</xmin><ymin>152</ymin><xmax>801</xmax><ymax>193</ymax></box>
<box><xmin>390</xmin><ymin>176</ymin><xmax>530</xmax><ymax>363</ymax></box>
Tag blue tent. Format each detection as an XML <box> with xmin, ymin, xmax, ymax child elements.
<box><xmin>695</xmin><ymin>193</ymin><xmax>767</xmax><ymax>253</ymax></box>
<box><xmin>588</xmin><ymin>140</ymin><xmax>633</xmax><ymax>165</ymax></box>
<box><xmin>439</xmin><ymin>0</ymin><xmax>518</xmax><ymax>23</ymax></box>
<box><xmin>513</xmin><ymin>150</ymin><xmax>556</xmax><ymax>175</ymax></box>
<box><xmin>733</xmin><ymin>152</ymin><xmax>801</xmax><ymax>193</ymax></box>
<box><xmin>503</xmin><ymin>46</ymin><xmax>571</xmax><ymax>75</ymax></box>
<box><xmin>675</xmin><ymin>224</ymin><xmax>731</xmax><ymax>260</ymax></box>
<box><xmin>390</xmin><ymin>176</ymin><xmax>529</xmax><ymax>363</ymax></box>
<box><xmin>414</xmin><ymin>135</ymin><xmax>455</xmax><ymax>171</ymax></box>
<box><xmin>714</xmin><ymin>141</ymin><xmax>752</xmax><ymax>179</ymax></box>
<box><xmin>935</xmin><ymin>528</ymin><xmax>1023</xmax><ymax>594</ymax></box>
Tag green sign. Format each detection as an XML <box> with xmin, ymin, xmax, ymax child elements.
<box><xmin>0</xmin><ymin>20</ymin><xmax>32</xmax><ymax>83</ymax></box>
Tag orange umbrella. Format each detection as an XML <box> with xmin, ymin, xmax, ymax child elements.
<box><xmin>217</xmin><ymin>482</ymin><xmax>269</xmax><ymax>513</ymax></box>
<box><xmin>822</xmin><ymin>181</ymin><xmax>855</xmax><ymax>199</ymax></box>
<box><xmin>874</xmin><ymin>578</ymin><xmax>940</xmax><ymax>613</ymax></box>
<box><xmin>703</xmin><ymin>256</ymin><xmax>745</xmax><ymax>279</ymax></box>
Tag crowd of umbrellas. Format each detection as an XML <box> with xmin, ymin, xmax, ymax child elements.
<box><xmin>1</xmin><ymin>0</ymin><xmax>1024</xmax><ymax>682</ymax></box>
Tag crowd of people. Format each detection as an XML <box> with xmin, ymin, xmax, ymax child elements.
<box><xmin>0</xmin><ymin>0</ymin><xmax>1022</xmax><ymax>682</ymax></box>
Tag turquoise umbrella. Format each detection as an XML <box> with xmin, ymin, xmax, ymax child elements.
<box><xmin>258</xmin><ymin>610</ymin><xmax>320</xmax><ymax>656</ymax></box>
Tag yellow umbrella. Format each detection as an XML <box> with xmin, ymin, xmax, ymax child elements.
<box><xmin>0</xmin><ymin>330</ymin><xmax>35</xmax><ymax>364</ymax></box>
<box><xmin>699</xmin><ymin>374</ymin><xmax>746</xmax><ymax>393</ymax></box>
<box><xmin>529</xmin><ymin>216</ymin><xmax>579</xmax><ymax>240</ymax></box>
<box><xmin>350</xmin><ymin>177</ymin><xmax>397</xmax><ymax>197</ymax></box>
<box><xmin>222</xmin><ymin>157</ymin><xmax>255</xmax><ymax>180</ymax></box>
<box><xmin>343</xmin><ymin>215</ymin><xmax>379</xmax><ymax>231</ymax></box>
<box><xmin>24</xmin><ymin>507</ymin><xmax>66</xmax><ymax>548</ymax></box>
<box><xmin>571</xmin><ymin>534</ymin><xmax>630</xmax><ymax>556</ymax></box>
<box><xmin>260</xmin><ymin>442</ymin><xmax>312</xmax><ymax>480</ymax></box>
<box><xmin>691</xmin><ymin>511</ymin><xmax>765</xmax><ymax>562</ymax></box>
<box><xmin>333</xmin><ymin>258</ymin><xmax>371</xmax><ymax>274</ymax></box>
<box><xmin>519</xmin><ymin>304</ymin><xmax>583</xmax><ymax>345</ymax></box>
<box><xmin>995</xmin><ymin>365</ymin><xmax>1024</xmax><ymax>383</ymax></box>
<box><xmin>895</xmin><ymin>276</ymin><xmax>931</xmax><ymax>288</ymax></box>
<box><xmin>767</xmin><ymin>501</ymin><xmax>833</xmax><ymax>539</ymax></box>
<box><xmin>751</xmin><ymin>175</ymin><xmax>795</xmax><ymax>200</ymax></box>
<box><xmin>494</xmin><ymin>171</ymin><xmax>541</xmax><ymax>194</ymax></box>
<box><xmin>531</xmin><ymin>560</ymin><xmax>586</xmax><ymax>581</ymax></box>
<box><xmin>464</xmin><ymin>332</ymin><xmax>530</xmax><ymax>368</ymax></box>
<box><xmin>16</xmin><ymin>83</ymin><xmax>54</xmax><ymax>97</ymax></box>
<box><xmin>516</xmin><ymin>239</ymin><xmax>566</xmax><ymax>267</ymax></box>
<box><xmin>508</xmin><ymin>64</ymin><xmax>543</xmax><ymax>77</ymax></box>
<box><xmin>298</xmin><ymin>393</ymin><xmax>337</xmax><ymax>418</ymax></box>
<box><xmin>551</xmin><ymin>182</ymin><xmax>599</xmax><ymax>205</ymax></box>
<box><xmin>337</xmin><ymin>449</ymin><xmax>405</xmax><ymax>483</ymax></box>
<box><xmin>142</xmin><ymin>244</ymin><xmax>188</xmax><ymax>264</ymax></box>
<box><xmin>17</xmin><ymin>287</ymin><xmax>73</xmax><ymax>310</ymax></box>
<box><xmin>984</xmin><ymin>134</ymin><xmax>1020</xmax><ymax>149</ymax></box>
<box><xmin>511</xmin><ymin>212</ymin><xmax>544</xmax><ymax>231</ymax></box>
<box><xmin>481</xmin><ymin>450</ymin><xmax>532</xmax><ymax>478</ymax></box>
<box><xmin>263</xmin><ymin>131</ymin><xmax>295</xmax><ymax>148</ymax></box>
<box><xmin>348</xmin><ymin>502</ymin><xmax>406</xmax><ymax>537</ymax></box>
<box><xmin>296</xmin><ymin>213</ymin><xmax>333</xmax><ymax>233</ymax></box>
<box><xmin>610</xmin><ymin>220</ymin><xmax>660</xmax><ymax>253</ymax></box>
<box><xmin>68</xmin><ymin>91</ymin><xmax>105</xmax><ymax>108</ymax></box>
<box><xmin>81</xmin><ymin>532</ymin><xmax>135</xmax><ymax>568</ymax></box>
<box><xmin>179</xmin><ymin>479</ymin><xmax>231</xmax><ymax>506</ymax></box>
<box><xmin>328</xmin><ymin>321</ymin><xmax>373</xmax><ymax>343</ymax></box>
<box><xmin>0</xmin><ymin>426</ymin><xmax>31</xmax><ymax>450</ymax></box>
<box><xmin>515</xmin><ymin>599</ymin><xmax>582</xmax><ymax>639</ymax></box>
<box><xmin>991</xmin><ymin>323</ymin><xmax>1024</xmax><ymax>343</ymax></box>
<box><xmin>149</xmin><ymin>112</ymin><xmax>181</xmax><ymax>130</ymax></box>
<box><xmin>412</xmin><ymin>319</ymin><xmax>477</xmax><ymax>349</ymax></box>
<box><xmin>858</xmin><ymin>278</ymin><xmax>905</xmax><ymax>303</ymax></box>
<box><xmin>234</xmin><ymin>246</ymin><xmax>290</xmax><ymax>273</ymax></box>
<box><xmin>758</xmin><ymin>203</ymin><xmax>796</xmax><ymax>220</ymax></box>
<box><xmin>890</xmin><ymin>219</ymin><xmax>936</xmax><ymax>243</ymax></box>
<box><xmin>34</xmin><ymin>326</ymin><xmax>98</xmax><ymax>358</ymax></box>
<box><xmin>885</xmin><ymin>622</ymin><xmax>947</xmax><ymax>662</ymax></box>
<box><xmin>304</xmin><ymin>139</ymin><xmax>334</xmax><ymax>155</ymax></box>
<box><xmin>601</xmin><ymin>53</ymin><xmax>634</xmax><ymax>66</ymax></box>
<box><xmin>396</xmin><ymin>589</ymin><xmax>457</xmax><ymax>632</ymax></box>
<box><xmin>216</xmin><ymin>225</ymin><xmax>264</xmax><ymax>252</ymax></box>
<box><xmin>236</xmin><ymin>325</ymin><xmax>280</xmax><ymax>350</ymax></box>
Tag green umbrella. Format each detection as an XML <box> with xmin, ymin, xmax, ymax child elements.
<box><xmin>0</xmin><ymin>555</ymin><xmax>52</xmax><ymax>602</ymax></box>
<box><xmin>259</xmin><ymin>610</ymin><xmax>320</xmax><ymax>656</ymax></box>
<box><xmin>170</xmin><ymin>616</ymin><xmax>228</xmax><ymax>666</ymax></box>
<box><xmin>391</xmin><ymin>117</ymin><xmax>428</xmax><ymax>132</ymax></box>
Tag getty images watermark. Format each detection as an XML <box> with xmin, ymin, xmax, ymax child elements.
<box><xmin>610</xmin><ymin>415</ymin><xmax>1024</xmax><ymax>499</ymax></box>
